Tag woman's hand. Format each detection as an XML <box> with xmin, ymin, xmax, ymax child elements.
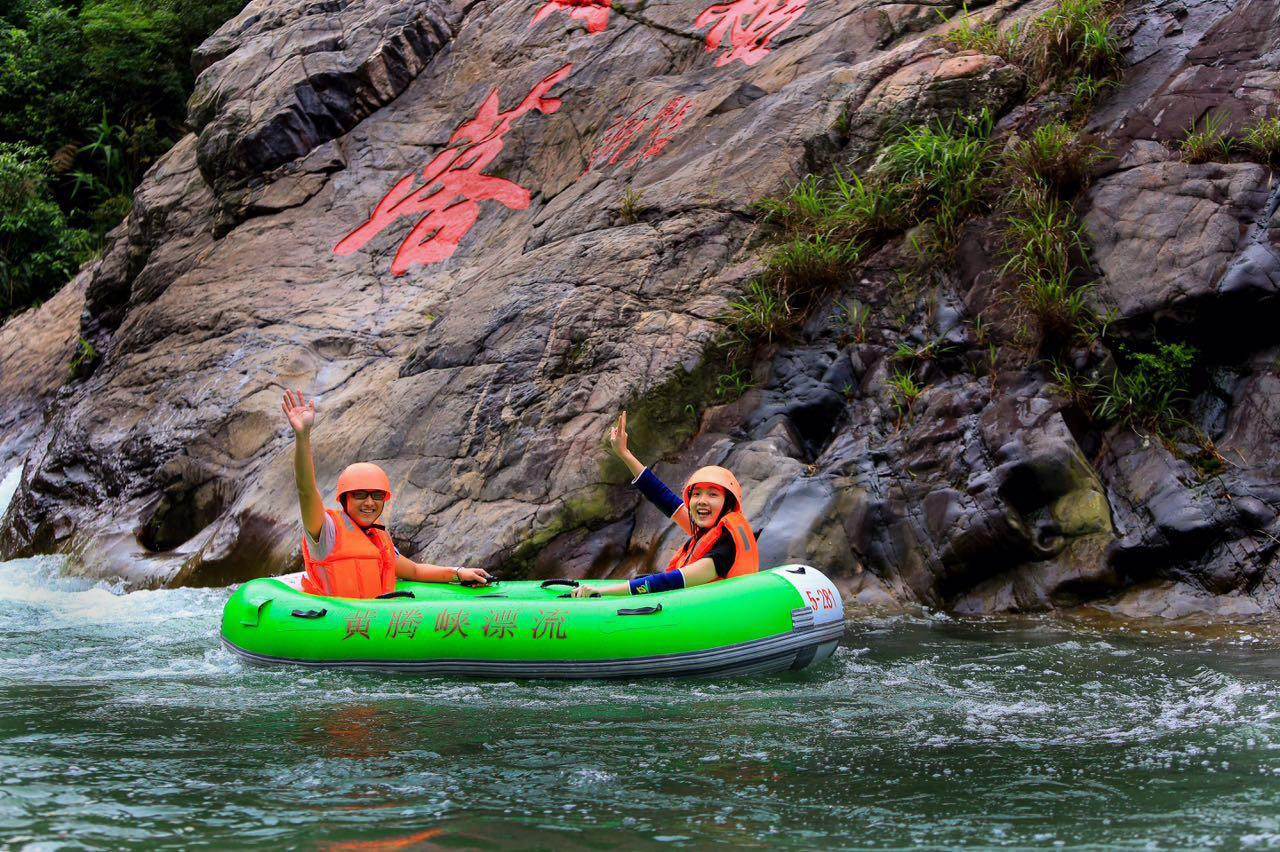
<box><xmin>570</xmin><ymin>585</ymin><xmax>602</xmax><ymax>598</ymax></box>
<box><xmin>607</xmin><ymin>411</ymin><xmax>645</xmax><ymax>478</ymax></box>
<box><xmin>281</xmin><ymin>389</ymin><xmax>315</xmax><ymax>436</ymax></box>
<box><xmin>607</xmin><ymin>411</ymin><xmax>629</xmax><ymax>458</ymax></box>
<box><xmin>455</xmin><ymin>567</ymin><xmax>493</xmax><ymax>586</ymax></box>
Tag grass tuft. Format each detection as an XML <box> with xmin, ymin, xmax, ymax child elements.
<box><xmin>619</xmin><ymin>187</ymin><xmax>644</xmax><ymax>224</ymax></box>
<box><xmin>1180</xmin><ymin>111</ymin><xmax>1233</xmax><ymax>164</ymax></box>
<box><xmin>1004</xmin><ymin>122</ymin><xmax>1104</xmax><ymax>195</ymax></box>
<box><xmin>1241</xmin><ymin>116</ymin><xmax>1280</xmax><ymax>163</ymax></box>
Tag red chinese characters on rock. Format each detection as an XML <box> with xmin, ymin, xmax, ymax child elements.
<box><xmin>334</xmin><ymin>64</ymin><xmax>573</xmax><ymax>275</ymax></box>
<box><xmin>583</xmin><ymin>96</ymin><xmax>694</xmax><ymax>174</ymax></box>
<box><xmin>695</xmin><ymin>0</ymin><xmax>807</xmax><ymax>67</ymax></box>
<box><xmin>530</xmin><ymin>0</ymin><xmax>612</xmax><ymax>35</ymax></box>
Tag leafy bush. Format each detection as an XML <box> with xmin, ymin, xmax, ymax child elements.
<box><xmin>0</xmin><ymin>143</ymin><xmax>91</xmax><ymax>317</ymax></box>
<box><xmin>1091</xmin><ymin>340</ymin><xmax>1198</xmax><ymax>429</ymax></box>
<box><xmin>0</xmin><ymin>0</ymin><xmax>247</xmax><ymax>315</ymax></box>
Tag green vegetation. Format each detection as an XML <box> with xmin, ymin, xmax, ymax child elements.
<box><xmin>714</xmin><ymin>366</ymin><xmax>753</xmax><ymax>401</ymax></box>
<box><xmin>832</xmin><ymin>297</ymin><xmax>868</xmax><ymax>345</ymax></box>
<box><xmin>67</xmin><ymin>334</ymin><xmax>99</xmax><ymax>379</ymax></box>
<box><xmin>1049</xmin><ymin>339</ymin><xmax>1202</xmax><ymax>439</ymax></box>
<box><xmin>885</xmin><ymin>369</ymin><xmax>923</xmax><ymax>422</ymax></box>
<box><xmin>1003</xmin><ymin>121</ymin><xmax>1104</xmax><ymax>194</ymax></box>
<box><xmin>1090</xmin><ymin>340</ymin><xmax>1198</xmax><ymax>429</ymax></box>
<box><xmin>876</xmin><ymin>110</ymin><xmax>994</xmax><ymax>257</ymax></box>
<box><xmin>0</xmin><ymin>143</ymin><xmax>91</xmax><ymax>315</ymax></box>
<box><xmin>1180</xmin><ymin>112</ymin><xmax>1233</xmax><ymax>164</ymax></box>
<box><xmin>940</xmin><ymin>4</ymin><xmax>1009</xmax><ymax>54</ymax></box>
<box><xmin>619</xmin><ymin>187</ymin><xmax>643</xmax><ymax>224</ymax></box>
<box><xmin>0</xmin><ymin>0</ymin><xmax>247</xmax><ymax>317</ymax></box>
<box><xmin>1000</xmin><ymin>183</ymin><xmax>1095</xmax><ymax>348</ymax></box>
<box><xmin>725</xmin><ymin>0</ymin><xmax>1127</xmax><ymax>424</ymax></box>
<box><xmin>1241</xmin><ymin>116</ymin><xmax>1280</xmax><ymax>163</ymax></box>
<box><xmin>942</xmin><ymin>0</ymin><xmax>1120</xmax><ymax>85</ymax></box>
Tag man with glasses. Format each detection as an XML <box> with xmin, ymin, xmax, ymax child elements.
<box><xmin>281</xmin><ymin>389</ymin><xmax>491</xmax><ymax>598</ymax></box>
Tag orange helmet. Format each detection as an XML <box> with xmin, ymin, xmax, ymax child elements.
<box><xmin>335</xmin><ymin>462</ymin><xmax>393</xmax><ymax>504</ymax></box>
<box><xmin>682</xmin><ymin>466</ymin><xmax>743</xmax><ymax>511</ymax></box>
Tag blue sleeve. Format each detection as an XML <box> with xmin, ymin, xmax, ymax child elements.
<box><xmin>628</xmin><ymin>569</ymin><xmax>686</xmax><ymax>595</ymax></box>
<box><xmin>634</xmin><ymin>468</ymin><xmax>683</xmax><ymax>518</ymax></box>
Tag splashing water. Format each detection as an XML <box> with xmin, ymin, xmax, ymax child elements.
<box><xmin>3</xmin><ymin>467</ymin><xmax>1280</xmax><ymax>847</ymax></box>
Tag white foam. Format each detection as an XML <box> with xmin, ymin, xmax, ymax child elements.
<box><xmin>0</xmin><ymin>465</ymin><xmax>20</xmax><ymax>517</ymax></box>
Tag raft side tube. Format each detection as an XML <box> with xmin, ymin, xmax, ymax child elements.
<box><xmin>220</xmin><ymin>566</ymin><xmax>846</xmax><ymax>678</ymax></box>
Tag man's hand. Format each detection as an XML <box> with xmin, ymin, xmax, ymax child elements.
<box><xmin>456</xmin><ymin>567</ymin><xmax>493</xmax><ymax>586</ymax></box>
<box><xmin>570</xmin><ymin>585</ymin><xmax>602</xmax><ymax>599</ymax></box>
<box><xmin>282</xmin><ymin>389</ymin><xmax>316</xmax><ymax>436</ymax></box>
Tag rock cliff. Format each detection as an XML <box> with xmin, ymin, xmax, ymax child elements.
<box><xmin>1</xmin><ymin>0</ymin><xmax>1278</xmax><ymax>617</ymax></box>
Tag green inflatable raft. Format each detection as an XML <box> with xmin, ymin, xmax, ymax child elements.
<box><xmin>220</xmin><ymin>565</ymin><xmax>844</xmax><ymax>678</ymax></box>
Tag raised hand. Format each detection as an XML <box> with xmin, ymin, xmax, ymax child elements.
<box><xmin>281</xmin><ymin>389</ymin><xmax>316</xmax><ymax>436</ymax></box>
<box><xmin>608</xmin><ymin>410</ymin><xmax>629</xmax><ymax>458</ymax></box>
<box><xmin>607</xmin><ymin>410</ymin><xmax>644</xmax><ymax>478</ymax></box>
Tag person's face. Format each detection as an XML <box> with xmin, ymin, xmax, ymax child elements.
<box><xmin>343</xmin><ymin>490</ymin><xmax>387</xmax><ymax>527</ymax></box>
<box><xmin>688</xmin><ymin>484</ymin><xmax>727</xmax><ymax>529</ymax></box>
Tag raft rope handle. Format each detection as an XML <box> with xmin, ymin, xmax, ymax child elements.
<box><xmin>291</xmin><ymin>608</ymin><xmax>328</xmax><ymax>619</ymax></box>
<box><xmin>616</xmin><ymin>604</ymin><xmax>664</xmax><ymax>616</ymax></box>
<box><xmin>785</xmin><ymin>566</ymin><xmax>807</xmax><ymax>575</ymax></box>
<box><xmin>375</xmin><ymin>590</ymin><xmax>416</xmax><ymax>600</ymax></box>
<box><xmin>540</xmin><ymin>579</ymin><xmax>580</xmax><ymax>589</ymax></box>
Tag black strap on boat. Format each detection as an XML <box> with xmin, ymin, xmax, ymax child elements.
<box><xmin>785</xmin><ymin>566</ymin><xmax>807</xmax><ymax>575</ymax></box>
<box><xmin>540</xmin><ymin>579</ymin><xmax>580</xmax><ymax>589</ymax></box>
<box><xmin>376</xmin><ymin>590</ymin><xmax>416</xmax><ymax>600</ymax></box>
<box><xmin>617</xmin><ymin>604</ymin><xmax>663</xmax><ymax>616</ymax></box>
<box><xmin>477</xmin><ymin>594</ymin><xmax>509</xmax><ymax>598</ymax></box>
<box><xmin>291</xmin><ymin>608</ymin><xmax>327</xmax><ymax>619</ymax></box>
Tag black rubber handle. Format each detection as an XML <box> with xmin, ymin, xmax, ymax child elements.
<box><xmin>476</xmin><ymin>594</ymin><xmax>509</xmax><ymax>598</ymax></box>
<box><xmin>291</xmin><ymin>608</ymin><xmax>327</xmax><ymax>619</ymax></box>
<box><xmin>617</xmin><ymin>604</ymin><xmax>663</xmax><ymax>616</ymax></box>
<box><xmin>540</xmin><ymin>579</ymin><xmax>580</xmax><ymax>589</ymax></box>
<box><xmin>376</xmin><ymin>590</ymin><xmax>416</xmax><ymax>600</ymax></box>
<box><xmin>786</xmin><ymin>566</ymin><xmax>807</xmax><ymax>575</ymax></box>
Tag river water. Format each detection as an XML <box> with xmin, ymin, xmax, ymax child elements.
<box><xmin>4</xmin><ymin>468</ymin><xmax>1280</xmax><ymax>849</ymax></box>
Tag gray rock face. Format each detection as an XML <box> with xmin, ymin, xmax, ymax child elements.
<box><xmin>1</xmin><ymin>0</ymin><xmax>1279</xmax><ymax>619</ymax></box>
<box><xmin>1085</xmin><ymin>161</ymin><xmax>1277</xmax><ymax>320</ymax></box>
<box><xmin>188</xmin><ymin>0</ymin><xmax>463</xmax><ymax>205</ymax></box>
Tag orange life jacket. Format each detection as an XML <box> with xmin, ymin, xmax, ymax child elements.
<box><xmin>301</xmin><ymin>508</ymin><xmax>397</xmax><ymax>598</ymax></box>
<box><xmin>665</xmin><ymin>509</ymin><xmax>759</xmax><ymax>579</ymax></box>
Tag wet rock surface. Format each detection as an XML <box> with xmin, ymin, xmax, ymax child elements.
<box><xmin>2</xmin><ymin>0</ymin><xmax>1280</xmax><ymax>619</ymax></box>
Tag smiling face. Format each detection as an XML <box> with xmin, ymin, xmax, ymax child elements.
<box><xmin>342</xmin><ymin>490</ymin><xmax>387</xmax><ymax>528</ymax></box>
<box><xmin>687</xmin><ymin>484</ymin><xmax>728</xmax><ymax>530</ymax></box>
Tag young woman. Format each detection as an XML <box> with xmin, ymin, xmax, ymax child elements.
<box><xmin>281</xmin><ymin>389</ymin><xmax>491</xmax><ymax>597</ymax></box>
<box><xmin>571</xmin><ymin>411</ymin><xmax>758</xmax><ymax>598</ymax></box>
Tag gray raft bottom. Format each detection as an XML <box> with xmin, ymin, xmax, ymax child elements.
<box><xmin>221</xmin><ymin>621</ymin><xmax>846</xmax><ymax>679</ymax></box>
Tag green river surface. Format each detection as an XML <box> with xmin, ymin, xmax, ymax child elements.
<box><xmin>3</xmin><ymin>468</ymin><xmax>1280</xmax><ymax>850</ymax></box>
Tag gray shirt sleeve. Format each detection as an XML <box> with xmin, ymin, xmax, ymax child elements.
<box><xmin>304</xmin><ymin>514</ymin><xmax>337</xmax><ymax>561</ymax></box>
